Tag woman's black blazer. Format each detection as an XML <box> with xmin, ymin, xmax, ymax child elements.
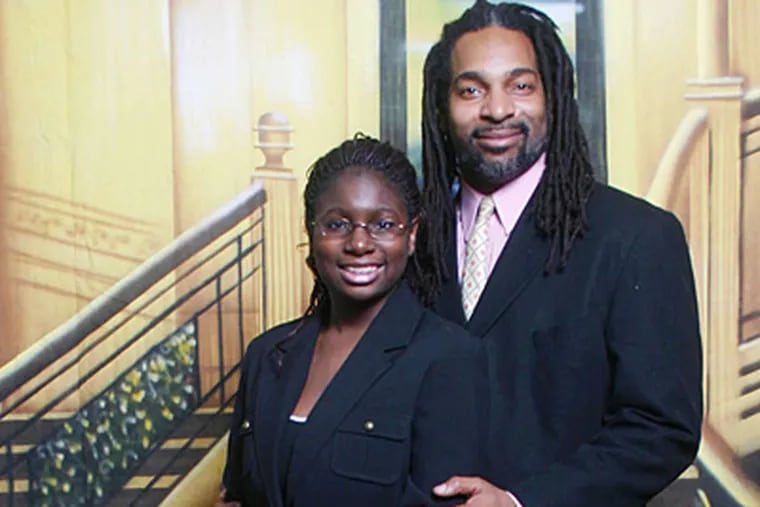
<box><xmin>222</xmin><ymin>283</ymin><xmax>489</xmax><ymax>507</ymax></box>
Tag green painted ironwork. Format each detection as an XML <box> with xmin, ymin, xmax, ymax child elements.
<box><xmin>26</xmin><ymin>324</ymin><xmax>198</xmax><ymax>506</ymax></box>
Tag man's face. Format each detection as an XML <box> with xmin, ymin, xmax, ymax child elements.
<box><xmin>448</xmin><ymin>26</ymin><xmax>548</xmax><ymax>194</ymax></box>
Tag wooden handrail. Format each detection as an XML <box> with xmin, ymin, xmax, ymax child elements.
<box><xmin>698</xmin><ymin>422</ymin><xmax>760</xmax><ymax>504</ymax></box>
<box><xmin>0</xmin><ymin>182</ymin><xmax>266</xmax><ymax>402</ymax></box>
<box><xmin>742</xmin><ymin>87</ymin><xmax>760</xmax><ymax>120</ymax></box>
<box><xmin>646</xmin><ymin>108</ymin><xmax>709</xmax><ymax>208</ymax></box>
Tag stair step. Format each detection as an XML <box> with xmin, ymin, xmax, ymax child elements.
<box><xmin>0</xmin><ymin>475</ymin><xmax>183</xmax><ymax>507</ymax></box>
<box><xmin>0</xmin><ymin>479</ymin><xmax>27</xmax><ymax>494</ymax></box>
<box><xmin>133</xmin><ymin>447</ymin><xmax>209</xmax><ymax>476</ymax></box>
<box><xmin>0</xmin><ymin>418</ymin><xmax>69</xmax><ymax>445</ymax></box>
<box><xmin>739</xmin><ymin>448</ymin><xmax>760</xmax><ymax>484</ymax></box>
<box><xmin>0</xmin><ymin>474</ymin><xmax>182</xmax><ymax>494</ymax></box>
<box><xmin>0</xmin><ymin>437</ymin><xmax>215</xmax><ymax>457</ymax></box>
<box><xmin>0</xmin><ymin>410</ymin><xmax>233</xmax><ymax>505</ymax></box>
<box><xmin>647</xmin><ymin>477</ymin><xmax>700</xmax><ymax>506</ymax></box>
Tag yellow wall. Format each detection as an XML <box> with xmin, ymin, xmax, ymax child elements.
<box><xmin>604</xmin><ymin>0</ymin><xmax>760</xmax><ymax>472</ymax></box>
<box><xmin>0</xmin><ymin>0</ymin><xmax>176</xmax><ymax>367</ymax></box>
<box><xmin>247</xmin><ymin>0</ymin><xmax>379</xmax><ymax>191</ymax></box>
<box><xmin>1</xmin><ymin>0</ymin><xmax>759</xmax><ymax>502</ymax></box>
<box><xmin>605</xmin><ymin>0</ymin><xmax>760</xmax><ymax>338</ymax></box>
<box><xmin>729</xmin><ymin>2</ymin><xmax>760</xmax><ymax>334</ymax></box>
<box><xmin>0</xmin><ymin>0</ymin><xmax>379</xmax><ymax>409</ymax></box>
<box><xmin>604</xmin><ymin>0</ymin><xmax>699</xmax><ymax>195</ymax></box>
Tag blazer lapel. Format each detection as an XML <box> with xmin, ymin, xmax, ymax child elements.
<box><xmin>466</xmin><ymin>209</ymin><xmax>548</xmax><ymax>336</ymax></box>
<box><xmin>435</xmin><ymin>221</ymin><xmax>467</xmax><ymax>326</ymax></box>
<box><xmin>286</xmin><ymin>284</ymin><xmax>423</xmax><ymax>500</ymax></box>
<box><xmin>254</xmin><ymin>318</ymin><xmax>319</xmax><ymax>507</ymax></box>
<box><xmin>434</xmin><ymin>203</ymin><xmax>549</xmax><ymax>335</ymax></box>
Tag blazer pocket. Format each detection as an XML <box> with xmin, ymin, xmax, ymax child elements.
<box><xmin>331</xmin><ymin>412</ymin><xmax>410</xmax><ymax>486</ymax></box>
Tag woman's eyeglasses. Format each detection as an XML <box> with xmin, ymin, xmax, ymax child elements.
<box><xmin>312</xmin><ymin>218</ymin><xmax>411</xmax><ymax>241</ymax></box>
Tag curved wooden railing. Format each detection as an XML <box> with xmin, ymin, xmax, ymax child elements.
<box><xmin>742</xmin><ymin>87</ymin><xmax>760</xmax><ymax>120</ymax></box>
<box><xmin>644</xmin><ymin>85</ymin><xmax>760</xmax><ymax>506</ymax></box>
<box><xmin>646</xmin><ymin>109</ymin><xmax>709</xmax><ymax>208</ymax></box>
<box><xmin>697</xmin><ymin>422</ymin><xmax>760</xmax><ymax>505</ymax></box>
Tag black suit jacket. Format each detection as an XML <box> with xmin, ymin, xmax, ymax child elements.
<box><xmin>223</xmin><ymin>283</ymin><xmax>489</xmax><ymax>507</ymax></box>
<box><xmin>435</xmin><ymin>182</ymin><xmax>703</xmax><ymax>506</ymax></box>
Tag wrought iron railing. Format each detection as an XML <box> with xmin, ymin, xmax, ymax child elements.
<box><xmin>0</xmin><ymin>182</ymin><xmax>267</xmax><ymax>506</ymax></box>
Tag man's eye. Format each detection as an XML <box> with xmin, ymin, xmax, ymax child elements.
<box><xmin>459</xmin><ymin>86</ymin><xmax>481</xmax><ymax>98</ymax></box>
<box><xmin>512</xmin><ymin>81</ymin><xmax>535</xmax><ymax>94</ymax></box>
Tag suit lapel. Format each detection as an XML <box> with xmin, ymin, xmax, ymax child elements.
<box><xmin>466</xmin><ymin>208</ymin><xmax>548</xmax><ymax>336</ymax></box>
<box><xmin>436</xmin><ymin>221</ymin><xmax>467</xmax><ymax>326</ymax></box>
<box><xmin>254</xmin><ymin>318</ymin><xmax>319</xmax><ymax>507</ymax></box>
<box><xmin>286</xmin><ymin>284</ymin><xmax>423</xmax><ymax>500</ymax></box>
<box><xmin>434</xmin><ymin>198</ymin><xmax>549</xmax><ymax>337</ymax></box>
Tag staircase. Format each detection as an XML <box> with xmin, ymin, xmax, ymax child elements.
<box><xmin>107</xmin><ymin>409</ymin><xmax>233</xmax><ymax>506</ymax></box>
<box><xmin>0</xmin><ymin>409</ymin><xmax>233</xmax><ymax>506</ymax></box>
<box><xmin>0</xmin><ymin>183</ymin><xmax>267</xmax><ymax>506</ymax></box>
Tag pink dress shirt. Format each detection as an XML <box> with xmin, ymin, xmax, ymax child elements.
<box><xmin>457</xmin><ymin>154</ymin><xmax>546</xmax><ymax>283</ymax></box>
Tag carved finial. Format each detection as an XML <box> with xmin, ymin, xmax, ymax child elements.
<box><xmin>253</xmin><ymin>112</ymin><xmax>294</xmax><ymax>169</ymax></box>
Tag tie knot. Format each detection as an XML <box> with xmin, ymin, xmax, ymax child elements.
<box><xmin>477</xmin><ymin>196</ymin><xmax>495</xmax><ymax>220</ymax></box>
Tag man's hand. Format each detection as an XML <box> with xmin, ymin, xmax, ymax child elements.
<box><xmin>433</xmin><ymin>476</ymin><xmax>517</xmax><ymax>506</ymax></box>
<box><xmin>213</xmin><ymin>488</ymin><xmax>240</xmax><ymax>507</ymax></box>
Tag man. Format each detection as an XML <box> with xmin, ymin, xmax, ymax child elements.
<box><xmin>419</xmin><ymin>2</ymin><xmax>703</xmax><ymax>506</ymax></box>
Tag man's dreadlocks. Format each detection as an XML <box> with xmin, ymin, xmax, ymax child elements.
<box><xmin>419</xmin><ymin>0</ymin><xmax>595</xmax><ymax>290</ymax></box>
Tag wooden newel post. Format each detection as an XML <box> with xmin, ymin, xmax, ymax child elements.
<box><xmin>254</xmin><ymin>112</ymin><xmax>294</xmax><ymax>170</ymax></box>
<box><xmin>252</xmin><ymin>113</ymin><xmax>308</xmax><ymax>327</ymax></box>
<box><xmin>686</xmin><ymin>0</ymin><xmax>744</xmax><ymax>447</ymax></box>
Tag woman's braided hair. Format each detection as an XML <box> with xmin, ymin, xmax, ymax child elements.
<box><xmin>302</xmin><ymin>135</ymin><xmax>440</xmax><ymax>320</ymax></box>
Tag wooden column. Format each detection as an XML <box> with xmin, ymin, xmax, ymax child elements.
<box><xmin>685</xmin><ymin>74</ymin><xmax>743</xmax><ymax>441</ymax></box>
<box><xmin>687</xmin><ymin>119</ymin><xmax>710</xmax><ymax>399</ymax></box>
<box><xmin>683</xmin><ymin>0</ymin><xmax>745</xmax><ymax>446</ymax></box>
<box><xmin>697</xmin><ymin>0</ymin><xmax>728</xmax><ymax>79</ymax></box>
<box><xmin>252</xmin><ymin>113</ymin><xmax>309</xmax><ymax>328</ymax></box>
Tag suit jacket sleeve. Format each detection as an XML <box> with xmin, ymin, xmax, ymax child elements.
<box><xmin>223</xmin><ymin>346</ymin><xmax>249</xmax><ymax>501</ymax></box>
<box><xmin>222</xmin><ymin>343</ymin><xmax>264</xmax><ymax>504</ymax></box>
<box><xmin>511</xmin><ymin>212</ymin><xmax>703</xmax><ymax>506</ymax></box>
<box><xmin>403</xmin><ymin>337</ymin><xmax>491</xmax><ymax>506</ymax></box>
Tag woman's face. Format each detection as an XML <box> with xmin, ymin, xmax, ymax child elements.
<box><xmin>311</xmin><ymin>166</ymin><xmax>417</xmax><ymax>311</ymax></box>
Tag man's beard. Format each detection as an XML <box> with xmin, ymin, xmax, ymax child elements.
<box><xmin>453</xmin><ymin>122</ymin><xmax>546</xmax><ymax>193</ymax></box>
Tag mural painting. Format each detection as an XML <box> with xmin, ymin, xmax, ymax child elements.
<box><xmin>0</xmin><ymin>0</ymin><xmax>758</xmax><ymax>505</ymax></box>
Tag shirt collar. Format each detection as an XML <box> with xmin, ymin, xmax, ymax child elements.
<box><xmin>459</xmin><ymin>153</ymin><xmax>546</xmax><ymax>239</ymax></box>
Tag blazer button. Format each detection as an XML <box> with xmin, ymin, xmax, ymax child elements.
<box><xmin>363</xmin><ymin>420</ymin><xmax>374</xmax><ymax>432</ymax></box>
<box><xmin>241</xmin><ymin>420</ymin><xmax>251</xmax><ymax>430</ymax></box>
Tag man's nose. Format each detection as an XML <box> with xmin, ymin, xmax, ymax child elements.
<box><xmin>480</xmin><ymin>90</ymin><xmax>515</xmax><ymax>122</ymax></box>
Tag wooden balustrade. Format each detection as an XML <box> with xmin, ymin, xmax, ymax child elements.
<box><xmin>251</xmin><ymin>113</ymin><xmax>311</xmax><ymax>328</ymax></box>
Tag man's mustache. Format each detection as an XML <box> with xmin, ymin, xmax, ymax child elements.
<box><xmin>471</xmin><ymin>122</ymin><xmax>529</xmax><ymax>138</ymax></box>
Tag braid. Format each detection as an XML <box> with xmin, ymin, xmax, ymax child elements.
<box><xmin>529</xmin><ymin>11</ymin><xmax>595</xmax><ymax>269</ymax></box>
<box><xmin>302</xmin><ymin>134</ymin><xmax>445</xmax><ymax>321</ymax></box>
<box><xmin>419</xmin><ymin>44</ymin><xmax>459</xmax><ymax>290</ymax></box>
<box><xmin>421</xmin><ymin>1</ymin><xmax>594</xmax><ymax>274</ymax></box>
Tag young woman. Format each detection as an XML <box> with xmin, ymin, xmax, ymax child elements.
<box><xmin>219</xmin><ymin>136</ymin><xmax>488</xmax><ymax>506</ymax></box>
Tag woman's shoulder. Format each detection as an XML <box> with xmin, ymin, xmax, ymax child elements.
<box><xmin>243</xmin><ymin>317</ymin><xmax>311</xmax><ymax>358</ymax></box>
<box><xmin>412</xmin><ymin>308</ymin><xmax>481</xmax><ymax>356</ymax></box>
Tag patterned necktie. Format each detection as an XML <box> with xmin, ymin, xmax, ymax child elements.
<box><xmin>462</xmin><ymin>196</ymin><xmax>495</xmax><ymax>320</ymax></box>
